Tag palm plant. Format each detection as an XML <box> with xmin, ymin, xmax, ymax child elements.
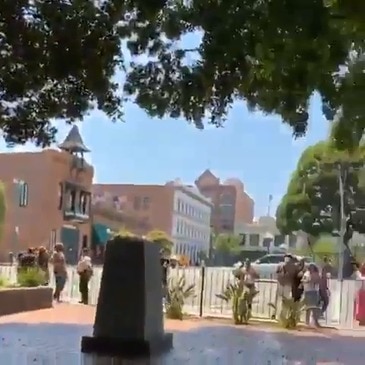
<box><xmin>165</xmin><ymin>275</ymin><xmax>195</xmax><ymax>320</ymax></box>
<box><xmin>269</xmin><ymin>296</ymin><xmax>306</xmax><ymax>329</ymax></box>
<box><xmin>216</xmin><ymin>281</ymin><xmax>259</xmax><ymax>324</ymax></box>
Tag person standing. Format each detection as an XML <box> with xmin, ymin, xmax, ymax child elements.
<box><xmin>52</xmin><ymin>243</ymin><xmax>67</xmax><ymax>303</ymax></box>
<box><xmin>292</xmin><ymin>258</ymin><xmax>306</xmax><ymax>302</ymax></box>
<box><xmin>37</xmin><ymin>246</ymin><xmax>50</xmax><ymax>285</ymax></box>
<box><xmin>77</xmin><ymin>248</ymin><xmax>93</xmax><ymax>305</ymax></box>
<box><xmin>276</xmin><ymin>254</ymin><xmax>296</xmax><ymax>298</ymax></box>
<box><xmin>351</xmin><ymin>261</ymin><xmax>363</xmax><ymax>280</ymax></box>
<box><xmin>319</xmin><ymin>257</ymin><xmax>332</xmax><ymax>316</ymax></box>
<box><xmin>302</xmin><ymin>263</ymin><xmax>321</xmax><ymax>327</ymax></box>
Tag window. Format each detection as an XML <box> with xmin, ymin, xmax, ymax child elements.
<box><xmin>18</xmin><ymin>182</ymin><xmax>29</xmax><ymax>207</ymax></box>
<box><xmin>49</xmin><ymin>229</ymin><xmax>57</xmax><ymax>252</ymax></box>
<box><xmin>220</xmin><ymin>193</ymin><xmax>234</xmax><ymax>205</ymax></box>
<box><xmin>267</xmin><ymin>255</ymin><xmax>286</xmax><ymax>264</ymax></box>
<box><xmin>256</xmin><ymin>255</ymin><xmax>270</xmax><ymax>264</ymax></box>
<box><xmin>256</xmin><ymin>255</ymin><xmax>284</xmax><ymax>264</ymax></box>
<box><xmin>176</xmin><ymin>220</ymin><xmax>181</xmax><ymax>234</ymax></box>
<box><xmin>249</xmin><ymin>234</ymin><xmax>259</xmax><ymax>246</ymax></box>
<box><xmin>142</xmin><ymin>197</ymin><xmax>150</xmax><ymax>210</ymax></box>
<box><xmin>177</xmin><ymin>199</ymin><xmax>181</xmax><ymax>212</ymax></box>
<box><xmin>70</xmin><ymin>190</ymin><xmax>76</xmax><ymax>211</ymax></box>
<box><xmin>262</xmin><ymin>237</ymin><xmax>272</xmax><ymax>249</ymax></box>
<box><xmin>239</xmin><ymin>234</ymin><xmax>246</xmax><ymax>246</ymax></box>
<box><xmin>274</xmin><ymin>235</ymin><xmax>285</xmax><ymax>247</ymax></box>
<box><xmin>58</xmin><ymin>183</ymin><xmax>63</xmax><ymax>210</ymax></box>
<box><xmin>219</xmin><ymin>204</ymin><xmax>234</xmax><ymax>218</ymax></box>
<box><xmin>79</xmin><ymin>192</ymin><xmax>89</xmax><ymax>215</ymax></box>
<box><xmin>82</xmin><ymin>235</ymin><xmax>88</xmax><ymax>249</ymax></box>
<box><xmin>133</xmin><ymin>196</ymin><xmax>141</xmax><ymax>210</ymax></box>
<box><xmin>289</xmin><ymin>235</ymin><xmax>297</xmax><ymax>248</ymax></box>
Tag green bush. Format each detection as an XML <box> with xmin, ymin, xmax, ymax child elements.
<box><xmin>165</xmin><ymin>275</ymin><xmax>195</xmax><ymax>320</ymax></box>
<box><xmin>17</xmin><ymin>268</ymin><xmax>45</xmax><ymax>287</ymax></box>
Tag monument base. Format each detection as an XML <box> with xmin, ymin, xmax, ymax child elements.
<box><xmin>81</xmin><ymin>333</ymin><xmax>173</xmax><ymax>358</ymax></box>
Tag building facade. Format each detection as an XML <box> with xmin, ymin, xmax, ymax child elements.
<box><xmin>234</xmin><ymin>216</ymin><xmax>298</xmax><ymax>251</ymax></box>
<box><xmin>195</xmin><ymin>170</ymin><xmax>254</xmax><ymax>234</ymax></box>
<box><xmin>168</xmin><ymin>182</ymin><xmax>212</xmax><ymax>262</ymax></box>
<box><xmin>93</xmin><ymin>182</ymin><xmax>213</xmax><ymax>264</ymax></box>
<box><xmin>0</xmin><ymin>126</ymin><xmax>93</xmax><ymax>263</ymax></box>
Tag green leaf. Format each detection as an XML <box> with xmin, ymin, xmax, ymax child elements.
<box><xmin>216</xmin><ymin>294</ymin><xmax>229</xmax><ymax>301</ymax></box>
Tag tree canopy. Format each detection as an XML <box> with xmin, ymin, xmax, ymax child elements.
<box><xmin>1</xmin><ymin>0</ymin><xmax>365</xmax><ymax>147</ymax></box>
<box><xmin>276</xmin><ymin>141</ymin><xmax>365</xmax><ymax>237</ymax></box>
<box><xmin>214</xmin><ymin>233</ymin><xmax>241</xmax><ymax>254</ymax></box>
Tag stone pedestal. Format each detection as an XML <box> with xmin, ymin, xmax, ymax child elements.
<box><xmin>81</xmin><ymin>237</ymin><xmax>173</xmax><ymax>358</ymax></box>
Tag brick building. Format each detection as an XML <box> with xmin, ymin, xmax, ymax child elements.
<box><xmin>195</xmin><ymin>170</ymin><xmax>254</xmax><ymax>234</ymax></box>
<box><xmin>92</xmin><ymin>182</ymin><xmax>213</xmax><ymax>263</ymax></box>
<box><xmin>0</xmin><ymin>126</ymin><xmax>94</xmax><ymax>263</ymax></box>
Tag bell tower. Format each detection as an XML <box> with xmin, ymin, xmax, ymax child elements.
<box><xmin>58</xmin><ymin>125</ymin><xmax>90</xmax><ymax>172</ymax></box>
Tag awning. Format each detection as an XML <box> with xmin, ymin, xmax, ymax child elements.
<box><xmin>92</xmin><ymin>223</ymin><xmax>112</xmax><ymax>246</ymax></box>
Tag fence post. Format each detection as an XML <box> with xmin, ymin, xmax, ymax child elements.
<box><xmin>199</xmin><ymin>263</ymin><xmax>206</xmax><ymax>317</ymax></box>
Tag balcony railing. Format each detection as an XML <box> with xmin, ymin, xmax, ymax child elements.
<box><xmin>64</xmin><ymin>206</ymin><xmax>89</xmax><ymax>222</ymax></box>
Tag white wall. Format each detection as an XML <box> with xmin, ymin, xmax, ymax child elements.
<box><xmin>235</xmin><ymin>216</ymin><xmax>298</xmax><ymax>250</ymax></box>
<box><xmin>171</xmin><ymin>188</ymin><xmax>212</xmax><ymax>264</ymax></box>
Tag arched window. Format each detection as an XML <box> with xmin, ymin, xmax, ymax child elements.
<box><xmin>19</xmin><ymin>182</ymin><xmax>29</xmax><ymax>207</ymax></box>
<box><xmin>58</xmin><ymin>183</ymin><xmax>63</xmax><ymax>210</ymax></box>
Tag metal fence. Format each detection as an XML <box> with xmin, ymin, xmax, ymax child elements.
<box><xmin>0</xmin><ymin>265</ymin><xmax>363</xmax><ymax>329</ymax></box>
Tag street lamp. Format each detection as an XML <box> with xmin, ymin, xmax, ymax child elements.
<box><xmin>336</xmin><ymin>165</ymin><xmax>346</xmax><ymax>281</ymax></box>
<box><xmin>324</xmin><ymin>161</ymin><xmax>363</xmax><ymax>280</ymax></box>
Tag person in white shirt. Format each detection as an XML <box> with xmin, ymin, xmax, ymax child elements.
<box><xmin>351</xmin><ymin>261</ymin><xmax>363</xmax><ymax>280</ymax></box>
<box><xmin>77</xmin><ymin>248</ymin><xmax>93</xmax><ymax>305</ymax></box>
<box><xmin>302</xmin><ymin>263</ymin><xmax>321</xmax><ymax>327</ymax></box>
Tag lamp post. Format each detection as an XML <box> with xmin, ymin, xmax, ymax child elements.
<box><xmin>307</xmin><ymin>159</ymin><xmax>364</xmax><ymax>279</ymax></box>
<box><xmin>208</xmin><ymin>225</ymin><xmax>215</xmax><ymax>260</ymax></box>
<box><xmin>337</xmin><ymin>165</ymin><xmax>346</xmax><ymax>281</ymax></box>
<box><xmin>324</xmin><ymin>161</ymin><xmax>363</xmax><ymax>280</ymax></box>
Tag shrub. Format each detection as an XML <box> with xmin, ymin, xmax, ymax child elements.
<box><xmin>216</xmin><ymin>282</ymin><xmax>259</xmax><ymax>324</ymax></box>
<box><xmin>17</xmin><ymin>268</ymin><xmax>45</xmax><ymax>287</ymax></box>
<box><xmin>269</xmin><ymin>296</ymin><xmax>306</xmax><ymax>329</ymax></box>
<box><xmin>165</xmin><ymin>275</ymin><xmax>195</xmax><ymax>320</ymax></box>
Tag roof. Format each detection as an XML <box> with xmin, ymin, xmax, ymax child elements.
<box><xmin>58</xmin><ymin>125</ymin><xmax>90</xmax><ymax>153</ymax></box>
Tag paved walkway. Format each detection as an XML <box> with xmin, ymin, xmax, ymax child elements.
<box><xmin>0</xmin><ymin>305</ymin><xmax>365</xmax><ymax>364</ymax></box>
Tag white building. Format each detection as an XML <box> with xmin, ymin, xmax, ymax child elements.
<box><xmin>235</xmin><ymin>216</ymin><xmax>298</xmax><ymax>251</ymax></box>
<box><xmin>168</xmin><ymin>181</ymin><xmax>213</xmax><ymax>264</ymax></box>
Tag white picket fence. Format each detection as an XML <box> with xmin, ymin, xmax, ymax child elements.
<box><xmin>1</xmin><ymin>265</ymin><xmax>363</xmax><ymax>329</ymax></box>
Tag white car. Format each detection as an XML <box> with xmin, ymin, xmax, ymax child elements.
<box><xmin>251</xmin><ymin>254</ymin><xmax>312</xmax><ymax>279</ymax></box>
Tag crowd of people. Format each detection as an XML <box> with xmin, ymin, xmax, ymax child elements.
<box><xmin>15</xmin><ymin>243</ymin><xmax>93</xmax><ymax>305</ymax></box>
<box><xmin>233</xmin><ymin>253</ymin><xmax>364</xmax><ymax>327</ymax></box>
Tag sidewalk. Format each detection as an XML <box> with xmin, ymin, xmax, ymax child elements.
<box><xmin>0</xmin><ymin>304</ymin><xmax>364</xmax><ymax>364</ymax></box>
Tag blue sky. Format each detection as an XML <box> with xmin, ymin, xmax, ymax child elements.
<box><xmin>1</xmin><ymin>93</ymin><xmax>329</xmax><ymax>218</ymax></box>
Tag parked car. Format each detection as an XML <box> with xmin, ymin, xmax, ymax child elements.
<box><xmin>251</xmin><ymin>253</ymin><xmax>312</xmax><ymax>278</ymax></box>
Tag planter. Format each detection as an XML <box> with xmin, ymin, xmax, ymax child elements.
<box><xmin>0</xmin><ymin>287</ymin><xmax>53</xmax><ymax>316</ymax></box>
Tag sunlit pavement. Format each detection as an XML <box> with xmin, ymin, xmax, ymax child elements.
<box><xmin>0</xmin><ymin>305</ymin><xmax>364</xmax><ymax>364</ymax></box>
